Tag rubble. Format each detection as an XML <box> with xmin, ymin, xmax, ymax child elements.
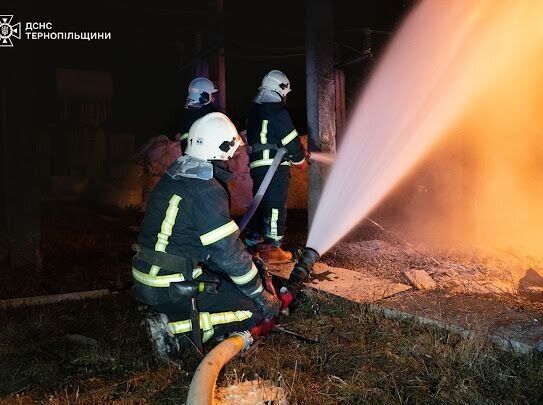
<box><xmin>402</xmin><ymin>268</ymin><xmax>437</xmax><ymax>290</ymax></box>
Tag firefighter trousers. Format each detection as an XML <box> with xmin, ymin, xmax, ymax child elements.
<box><xmin>247</xmin><ymin>166</ymin><xmax>290</xmax><ymax>245</ymax></box>
<box><xmin>151</xmin><ymin>272</ymin><xmax>264</xmax><ymax>343</ymax></box>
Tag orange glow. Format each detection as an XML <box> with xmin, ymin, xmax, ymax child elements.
<box><xmin>308</xmin><ymin>0</ymin><xmax>543</xmax><ymax>258</ymax></box>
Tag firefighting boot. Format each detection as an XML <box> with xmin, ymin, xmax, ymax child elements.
<box><xmin>144</xmin><ymin>311</ymin><xmax>180</xmax><ymax>364</ymax></box>
<box><xmin>257</xmin><ymin>243</ymin><xmax>293</xmax><ymax>264</ymax></box>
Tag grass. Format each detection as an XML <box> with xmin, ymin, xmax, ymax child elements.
<box><xmin>1</xmin><ymin>203</ymin><xmax>541</xmax><ymax>403</ymax></box>
<box><xmin>223</xmin><ymin>290</ymin><xmax>543</xmax><ymax>404</ymax></box>
<box><xmin>1</xmin><ymin>291</ymin><xmax>541</xmax><ymax>404</ymax></box>
<box><xmin>0</xmin><ymin>294</ymin><xmax>194</xmax><ymax>404</ymax></box>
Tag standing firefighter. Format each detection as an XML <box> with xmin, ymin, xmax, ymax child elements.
<box><xmin>178</xmin><ymin>77</ymin><xmax>219</xmax><ymax>152</ymax></box>
<box><xmin>132</xmin><ymin>112</ymin><xmax>280</xmax><ymax>360</ymax></box>
<box><xmin>245</xmin><ymin>70</ymin><xmax>308</xmax><ymax>263</ymax></box>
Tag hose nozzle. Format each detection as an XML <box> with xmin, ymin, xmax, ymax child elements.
<box><xmin>283</xmin><ymin>246</ymin><xmax>320</xmax><ymax>299</ymax></box>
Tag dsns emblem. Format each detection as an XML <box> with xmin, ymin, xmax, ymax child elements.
<box><xmin>0</xmin><ymin>16</ymin><xmax>21</xmax><ymax>47</ymax></box>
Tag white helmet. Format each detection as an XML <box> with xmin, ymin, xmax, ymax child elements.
<box><xmin>185</xmin><ymin>77</ymin><xmax>218</xmax><ymax>109</ymax></box>
<box><xmin>259</xmin><ymin>70</ymin><xmax>292</xmax><ymax>97</ymax></box>
<box><xmin>185</xmin><ymin>112</ymin><xmax>243</xmax><ymax>161</ymax></box>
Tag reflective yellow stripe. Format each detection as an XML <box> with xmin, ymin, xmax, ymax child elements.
<box><xmin>270</xmin><ymin>208</ymin><xmax>279</xmax><ymax>239</ymax></box>
<box><xmin>263</xmin><ymin>149</ymin><xmax>270</xmax><ymax>160</ymax></box>
<box><xmin>260</xmin><ymin>120</ymin><xmax>269</xmax><ymax>144</ymax></box>
<box><xmin>200</xmin><ymin>312</ymin><xmax>213</xmax><ymax>331</ymax></box>
<box><xmin>200</xmin><ymin>220</ymin><xmax>239</xmax><ymax>246</ymax></box>
<box><xmin>203</xmin><ymin>329</ymin><xmax>214</xmax><ymax>343</ymax></box>
<box><xmin>133</xmin><ymin>267</ymin><xmax>184</xmax><ymax>287</ymax></box>
<box><xmin>281</xmin><ymin>129</ymin><xmax>298</xmax><ymax>146</ymax></box>
<box><xmin>210</xmin><ymin>310</ymin><xmax>252</xmax><ymax>325</ymax></box>
<box><xmin>230</xmin><ymin>262</ymin><xmax>258</xmax><ymax>285</ymax></box>
<box><xmin>168</xmin><ymin>319</ymin><xmax>191</xmax><ymax>334</ymax></box>
<box><xmin>180</xmin><ymin>132</ymin><xmax>189</xmax><ymax>141</ymax></box>
<box><xmin>249</xmin><ymin>160</ymin><xmax>291</xmax><ymax>169</ymax></box>
<box><xmin>132</xmin><ymin>267</ymin><xmax>203</xmax><ymax>288</ymax></box>
<box><xmin>168</xmin><ymin>310</ymin><xmax>253</xmax><ymax>334</ymax></box>
<box><xmin>266</xmin><ymin>207</ymin><xmax>283</xmax><ymax>241</ymax></box>
<box><xmin>265</xmin><ymin>234</ymin><xmax>283</xmax><ymax>242</ymax></box>
<box><xmin>150</xmin><ymin>194</ymin><xmax>182</xmax><ymax>276</ymax></box>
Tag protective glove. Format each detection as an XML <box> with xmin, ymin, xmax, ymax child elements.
<box><xmin>253</xmin><ymin>290</ymin><xmax>281</xmax><ymax>319</ymax></box>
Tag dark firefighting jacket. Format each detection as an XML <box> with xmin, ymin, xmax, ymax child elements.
<box><xmin>246</xmin><ymin>102</ymin><xmax>305</xmax><ymax>169</ymax></box>
<box><xmin>132</xmin><ymin>156</ymin><xmax>262</xmax><ymax>305</ymax></box>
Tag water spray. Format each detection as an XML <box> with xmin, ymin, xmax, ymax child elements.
<box><xmin>306</xmin><ymin>0</ymin><xmax>543</xmax><ymax>256</ymax></box>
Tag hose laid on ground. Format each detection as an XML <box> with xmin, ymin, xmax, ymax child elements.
<box><xmin>186</xmin><ymin>248</ymin><xmax>320</xmax><ymax>404</ymax></box>
<box><xmin>186</xmin><ymin>333</ymin><xmax>251</xmax><ymax>405</ymax></box>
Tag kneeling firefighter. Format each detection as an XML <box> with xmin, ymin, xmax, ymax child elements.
<box><xmin>132</xmin><ymin>112</ymin><xmax>281</xmax><ymax>359</ymax></box>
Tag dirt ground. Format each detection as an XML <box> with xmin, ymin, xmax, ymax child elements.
<box><xmin>383</xmin><ymin>291</ymin><xmax>543</xmax><ymax>348</ymax></box>
<box><xmin>0</xmin><ymin>201</ymin><xmax>140</xmax><ymax>300</ymax></box>
<box><xmin>307</xmin><ymin>219</ymin><xmax>543</xmax><ymax>352</ymax></box>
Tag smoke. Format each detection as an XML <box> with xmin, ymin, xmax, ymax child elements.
<box><xmin>307</xmin><ymin>0</ymin><xmax>543</xmax><ymax>256</ymax></box>
<box><xmin>392</xmin><ymin>52</ymin><xmax>543</xmax><ymax>256</ymax></box>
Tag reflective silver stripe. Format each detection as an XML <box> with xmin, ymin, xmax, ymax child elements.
<box><xmin>260</xmin><ymin>120</ymin><xmax>269</xmax><ymax>144</ymax></box>
<box><xmin>132</xmin><ymin>267</ymin><xmax>202</xmax><ymax>288</ymax></box>
<box><xmin>200</xmin><ymin>220</ymin><xmax>239</xmax><ymax>246</ymax></box>
<box><xmin>292</xmin><ymin>158</ymin><xmax>306</xmax><ymax>165</ymax></box>
<box><xmin>270</xmin><ymin>208</ymin><xmax>279</xmax><ymax>239</ymax></box>
<box><xmin>230</xmin><ymin>262</ymin><xmax>258</xmax><ymax>285</ymax></box>
<box><xmin>263</xmin><ymin>149</ymin><xmax>270</xmax><ymax>160</ymax></box>
<box><xmin>249</xmin><ymin>160</ymin><xmax>291</xmax><ymax>169</ymax></box>
<box><xmin>281</xmin><ymin>129</ymin><xmax>298</xmax><ymax>146</ymax></box>
<box><xmin>193</xmin><ymin>267</ymin><xmax>203</xmax><ymax>278</ymax></box>
<box><xmin>180</xmin><ymin>132</ymin><xmax>189</xmax><ymax>141</ymax></box>
<box><xmin>150</xmin><ymin>194</ymin><xmax>182</xmax><ymax>276</ymax></box>
<box><xmin>248</xmin><ymin>284</ymin><xmax>264</xmax><ymax>297</ymax></box>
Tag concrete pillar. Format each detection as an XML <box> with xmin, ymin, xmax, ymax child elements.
<box><xmin>334</xmin><ymin>69</ymin><xmax>346</xmax><ymax>144</ymax></box>
<box><xmin>305</xmin><ymin>0</ymin><xmax>336</xmax><ymax>227</ymax></box>
<box><xmin>192</xmin><ymin>31</ymin><xmax>209</xmax><ymax>78</ymax></box>
<box><xmin>1</xmin><ymin>40</ymin><xmax>42</xmax><ymax>270</ymax></box>
<box><xmin>208</xmin><ymin>0</ymin><xmax>226</xmax><ymax>112</ymax></box>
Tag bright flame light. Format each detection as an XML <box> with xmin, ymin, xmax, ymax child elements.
<box><xmin>307</xmin><ymin>0</ymin><xmax>543</xmax><ymax>255</ymax></box>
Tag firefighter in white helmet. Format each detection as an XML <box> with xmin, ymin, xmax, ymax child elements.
<box><xmin>178</xmin><ymin>77</ymin><xmax>219</xmax><ymax>152</ymax></box>
<box><xmin>245</xmin><ymin>70</ymin><xmax>308</xmax><ymax>264</ymax></box>
<box><xmin>133</xmin><ymin>112</ymin><xmax>280</xmax><ymax>360</ymax></box>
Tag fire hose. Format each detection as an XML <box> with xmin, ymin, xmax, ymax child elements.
<box><xmin>185</xmin><ymin>246</ymin><xmax>320</xmax><ymax>404</ymax></box>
